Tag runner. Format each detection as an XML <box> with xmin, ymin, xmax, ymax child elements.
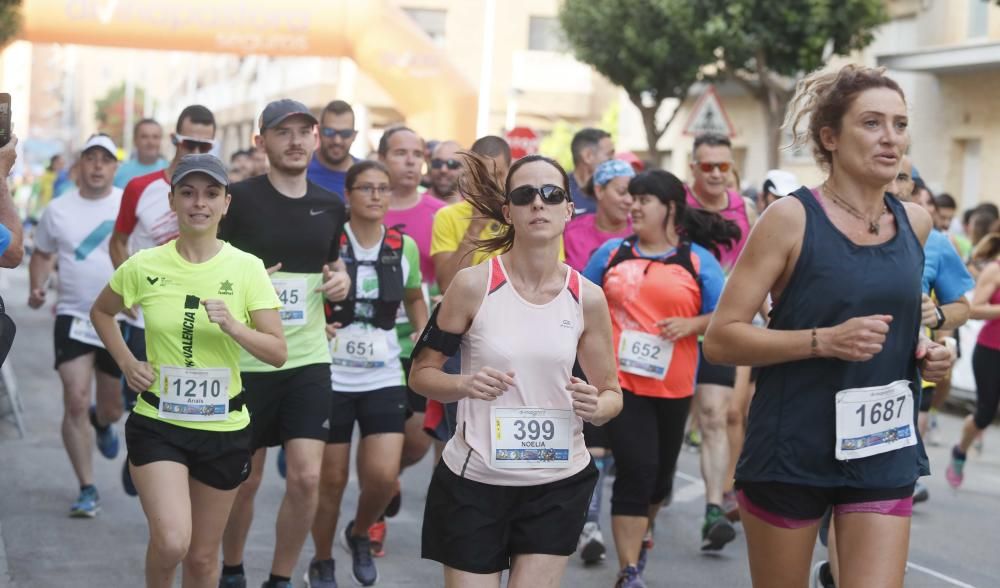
<box><xmin>426</xmin><ymin>141</ymin><xmax>464</xmax><ymax>205</ymax></box>
<box><xmin>27</xmin><ymin>134</ymin><xmax>125</xmax><ymax>517</ymax></box>
<box><xmin>703</xmin><ymin>64</ymin><xmax>953</xmax><ymax>588</ymax></box>
<box><xmin>582</xmin><ymin>169</ymin><xmax>735</xmax><ymax>587</ymax></box>
<box><xmin>307</xmin><ymin>100</ymin><xmax>359</xmax><ymax>200</ymax></box>
<box><xmin>0</xmin><ymin>135</ymin><xmax>22</xmax><ymax>268</ymax></box>
<box><xmin>946</xmin><ymin>231</ymin><xmax>1000</xmax><ymax>490</ymax></box>
<box><xmin>111</xmin><ymin>104</ymin><xmax>217</xmax><ymax>496</ymax></box>
<box><xmin>114</xmin><ymin>118</ymin><xmax>168</xmax><ymax>188</ymax></box>
<box><xmin>568</xmin><ymin>128</ymin><xmax>615</xmax><ymax>215</ymax></box>
<box><xmin>563</xmin><ymin>158</ymin><xmax>634</xmax><ymax>565</ymax></box>
<box><xmin>218</xmin><ymin>98</ymin><xmax>350</xmax><ymax>588</ymax></box>
<box><xmin>685</xmin><ymin>133</ymin><xmax>756</xmax><ymax>550</ymax></box>
<box><xmin>306</xmin><ymin>160</ymin><xmax>429</xmax><ymax>588</ymax></box>
<box><xmin>90</xmin><ymin>154</ymin><xmax>285</xmax><ymax>588</ymax></box>
<box><xmin>410</xmin><ymin>153</ymin><xmax>622</xmax><ymax>588</ymax></box>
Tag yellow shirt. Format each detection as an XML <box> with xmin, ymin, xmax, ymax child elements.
<box><xmin>430</xmin><ymin>200</ymin><xmax>565</xmax><ymax>265</ymax></box>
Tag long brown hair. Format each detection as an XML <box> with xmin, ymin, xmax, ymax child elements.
<box><xmin>459</xmin><ymin>153</ymin><xmax>570</xmax><ymax>255</ymax></box>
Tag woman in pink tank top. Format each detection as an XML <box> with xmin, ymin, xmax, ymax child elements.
<box><xmin>410</xmin><ymin>154</ymin><xmax>622</xmax><ymax>586</ymax></box>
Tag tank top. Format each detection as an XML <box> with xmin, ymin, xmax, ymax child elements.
<box><xmin>441</xmin><ymin>256</ymin><xmax>591</xmax><ymax>486</ymax></box>
<box><xmin>736</xmin><ymin>187</ymin><xmax>928</xmax><ymax>489</ymax></box>
<box><xmin>977</xmin><ymin>268</ymin><xmax>1000</xmax><ymax>351</ymax></box>
<box><xmin>685</xmin><ymin>187</ymin><xmax>751</xmax><ymax>271</ymax></box>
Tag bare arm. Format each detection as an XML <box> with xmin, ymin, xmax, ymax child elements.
<box><xmin>403</xmin><ymin>286</ymin><xmax>429</xmax><ymax>337</ymax></box>
<box><xmin>27</xmin><ymin>249</ymin><xmax>55</xmax><ymax>309</ymax></box>
<box><xmin>0</xmin><ymin>137</ymin><xmax>22</xmax><ymax>268</ymax></box>
<box><xmin>970</xmin><ymin>263</ymin><xmax>1000</xmax><ymax>320</ymax></box>
<box><xmin>575</xmin><ymin>281</ymin><xmax>622</xmax><ymax>426</ymax></box>
<box><xmin>938</xmin><ymin>298</ymin><xmax>971</xmax><ymax>330</ymax></box>
<box><xmin>110</xmin><ymin>231</ymin><xmax>131</xmax><ymax>269</ymax></box>
<box><xmin>91</xmin><ymin>286</ymin><xmax>154</xmax><ymax>392</ymax></box>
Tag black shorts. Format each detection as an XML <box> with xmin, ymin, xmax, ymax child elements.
<box><xmin>53</xmin><ymin>315</ymin><xmax>121</xmax><ymax>377</ymax></box>
<box><xmin>422</xmin><ymin>459</ymin><xmax>598</xmax><ymax>574</ymax></box>
<box><xmin>696</xmin><ymin>342</ymin><xmax>735</xmax><ymax>387</ymax></box>
<box><xmin>583</xmin><ymin>422</ymin><xmax>610</xmax><ymax>449</ymax></box>
<box><xmin>243</xmin><ymin>363</ymin><xmax>333</xmax><ymax>450</ymax></box>
<box><xmin>125</xmin><ymin>412</ymin><xmax>252</xmax><ymax>491</ymax></box>
<box><xmin>401</xmin><ymin>357</ymin><xmax>426</xmax><ymax>415</ymax></box>
<box><xmin>122</xmin><ymin>324</ymin><xmax>147</xmax><ymax>410</ymax></box>
<box><xmin>919</xmin><ymin>386</ymin><xmax>935</xmax><ymax>412</ymax></box>
<box><xmin>734</xmin><ymin>480</ymin><xmax>915</xmax><ymax>521</ymax></box>
<box><xmin>328</xmin><ymin>386</ymin><xmax>408</xmax><ymax>444</ymax></box>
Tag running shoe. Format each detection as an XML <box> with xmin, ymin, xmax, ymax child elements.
<box><xmin>927</xmin><ymin>410</ymin><xmax>941</xmax><ymax>447</ymax></box>
<box><xmin>277</xmin><ymin>446</ymin><xmax>287</xmax><ymax>479</ymax></box>
<box><xmin>945</xmin><ymin>446</ymin><xmax>966</xmax><ymax>489</ymax></box>
<box><xmin>122</xmin><ymin>461</ymin><xmax>137</xmax><ymax>497</ymax></box>
<box><xmin>637</xmin><ymin>527</ymin><xmax>654</xmax><ymax>574</ymax></box>
<box><xmin>614</xmin><ymin>565</ymin><xmax>646</xmax><ymax>588</ymax></box>
<box><xmin>383</xmin><ymin>481</ymin><xmax>401</xmax><ymax>518</ymax></box>
<box><xmin>368</xmin><ymin>521</ymin><xmax>387</xmax><ymax>557</ymax></box>
<box><xmin>973</xmin><ymin>432</ymin><xmax>984</xmax><ymax>455</ymax></box>
<box><xmin>577</xmin><ymin>521</ymin><xmax>606</xmax><ymax>564</ymax></box>
<box><xmin>341</xmin><ymin>521</ymin><xmax>378</xmax><ymax>586</ymax></box>
<box><xmin>912</xmin><ymin>481</ymin><xmax>929</xmax><ymax>504</ymax></box>
<box><xmin>305</xmin><ymin>559</ymin><xmax>337</xmax><ymax>588</ymax></box>
<box><xmin>89</xmin><ymin>405</ymin><xmax>119</xmax><ymax>459</ymax></box>
<box><xmin>684</xmin><ymin>429</ymin><xmax>702</xmax><ymax>451</ymax></box>
<box><xmin>701</xmin><ymin>506</ymin><xmax>736</xmax><ymax>551</ymax></box>
<box><xmin>260</xmin><ymin>582</ymin><xmax>291</xmax><ymax>588</ymax></box>
<box><xmin>722</xmin><ymin>489</ymin><xmax>741</xmax><ymax>522</ymax></box>
<box><xmin>218</xmin><ymin>573</ymin><xmax>246</xmax><ymax>588</ymax></box>
<box><xmin>69</xmin><ymin>486</ymin><xmax>100</xmax><ymax>518</ymax></box>
<box><xmin>809</xmin><ymin>560</ymin><xmax>836</xmax><ymax>588</ymax></box>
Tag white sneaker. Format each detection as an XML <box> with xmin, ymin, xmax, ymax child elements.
<box><xmin>578</xmin><ymin>521</ymin><xmax>606</xmax><ymax>564</ymax></box>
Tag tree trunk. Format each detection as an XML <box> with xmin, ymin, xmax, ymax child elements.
<box><xmin>638</xmin><ymin>104</ymin><xmax>662</xmax><ymax>166</ymax></box>
<box><xmin>761</xmin><ymin>86</ymin><xmax>791</xmax><ymax>170</ymax></box>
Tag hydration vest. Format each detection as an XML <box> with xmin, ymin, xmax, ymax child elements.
<box><xmin>601</xmin><ymin>235</ymin><xmax>701</xmax><ymax>293</ymax></box>
<box><xmin>326</xmin><ymin>226</ymin><xmax>406</xmax><ymax>330</ymax></box>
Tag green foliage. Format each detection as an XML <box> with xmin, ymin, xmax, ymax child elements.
<box><xmin>0</xmin><ymin>0</ymin><xmax>21</xmax><ymax>47</ymax></box>
<box><xmin>539</xmin><ymin>120</ymin><xmax>578</xmax><ymax>171</ymax></box>
<box><xmin>94</xmin><ymin>83</ymin><xmax>149</xmax><ymax>147</ymax></box>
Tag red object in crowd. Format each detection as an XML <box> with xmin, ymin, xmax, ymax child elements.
<box><xmin>506</xmin><ymin>126</ymin><xmax>540</xmax><ymax>160</ymax></box>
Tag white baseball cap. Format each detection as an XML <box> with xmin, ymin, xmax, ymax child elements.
<box><xmin>762</xmin><ymin>169</ymin><xmax>800</xmax><ymax>197</ymax></box>
<box><xmin>81</xmin><ymin>134</ymin><xmax>118</xmax><ymax>158</ymax></box>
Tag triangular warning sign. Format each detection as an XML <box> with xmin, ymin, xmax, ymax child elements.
<box><xmin>683</xmin><ymin>86</ymin><xmax>735</xmax><ymax>137</ymax></box>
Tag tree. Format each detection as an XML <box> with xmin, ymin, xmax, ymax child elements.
<box><xmin>94</xmin><ymin>82</ymin><xmax>149</xmax><ymax>147</ymax></box>
<box><xmin>560</xmin><ymin>0</ymin><xmax>706</xmax><ymax>163</ymax></box>
<box><xmin>0</xmin><ymin>1</ymin><xmax>21</xmax><ymax>48</ymax></box>
<box><xmin>697</xmin><ymin>0</ymin><xmax>888</xmax><ymax>168</ymax></box>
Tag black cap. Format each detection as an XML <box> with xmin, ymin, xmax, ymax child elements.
<box><xmin>259</xmin><ymin>99</ymin><xmax>318</xmax><ymax>131</ymax></box>
<box><xmin>172</xmin><ymin>153</ymin><xmax>228</xmax><ymax>186</ymax></box>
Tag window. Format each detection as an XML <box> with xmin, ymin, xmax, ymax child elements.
<box><xmin>528</xmin><ymin>16</ymin><xmax>566</xmax><ymax>52</ymax></box>
<box><xmin>968</xmin><ymin>0</ymin><xmax>989</xmax><ymax>39</ymax></box>
<box><xmin>403</xmin><ymin>8</ymin><xmax>447</xmax><ymax>46</ymax></box>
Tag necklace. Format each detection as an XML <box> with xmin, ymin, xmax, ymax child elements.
<box><xmin>822</xmin><ymin>183</ymin><xmax>888</xmax><ymax>236</ymax></box>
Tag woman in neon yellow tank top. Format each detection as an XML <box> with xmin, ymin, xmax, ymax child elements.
<box><xmin>410</xmin><ymin>153</ymin><xmax>622</xmax><ymax>587</ymax></box>
<box><xmin>91</xmin><ymin>154</ymin><xmax>286</xmax><ymax>588</ymax></box>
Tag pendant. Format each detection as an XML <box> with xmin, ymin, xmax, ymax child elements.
<box><xmin>868</xmin><ymin>221</ymin><xmax>879</xmax><ymax>235</ymax></box>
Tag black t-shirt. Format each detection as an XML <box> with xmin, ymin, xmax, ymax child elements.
<box><xmin>220</xmin><ymin>174</ymin><xmax>346</xmax><ymax>272</ymax></box>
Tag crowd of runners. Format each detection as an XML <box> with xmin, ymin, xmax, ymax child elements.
<box><xmin>3</xmin><ymin>61</ymin><xmax>998</xmax><ymax>588</ymax></box>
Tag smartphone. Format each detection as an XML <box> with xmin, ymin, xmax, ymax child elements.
<box><xmin>0</xmin><ymin>93</ymin><xmax>10</xmax><ymax>147</ymax></box>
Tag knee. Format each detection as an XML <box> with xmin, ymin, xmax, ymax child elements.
<box><xmin>64</xmin><ymin>393</ymin><xmax>90</xmax><ymax>421</ymax></box>
<box><xmin>287</xmin><ymin>467</ymin><xmax>322</xmax><ymax>500</ymax></box>
<box><xmin>150</xmin><ymin>527</ymin><xmax>190</xmax><ymax>567</ymax></box>
<box><xmin>699</xmin><ymin>402</ymin><xmax>727</xmax><ymax>431</ymax></box>
<box><xmin>611</xmin><ymin>461</ymin><xmax>658</xmax><ymax>515</ymax></box>
<box><xmin>725</xmin><ymin>404</ymin><xmax>745</xmax><ymax>428</ymax></box>
<box><xmin>101</xmin><ymin>403</ymin><xmax>124</xmax><ymax>423</ymax></box>
<box><xmin>183</xmin><ymin>548</ymin><xmax>218</xmax><ymax>580</ymax></box>
<box><xmin>364</xmin><ymin>467</ymin><xmax>398</xmax><ymax>494</ymax></box>
<box><xmin>319</xmin><ymin>468</ymin><xmax>349</xmax><ymax>501</ymax></box>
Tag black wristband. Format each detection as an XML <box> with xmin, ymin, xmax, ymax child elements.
<box><xmin>933</xmin><ymin>305</ymin><xmax>946</xmax><ymax>330</ymax></box>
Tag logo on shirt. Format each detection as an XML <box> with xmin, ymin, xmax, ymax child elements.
<box><xmin>180</xmin><ymin>295</ymin><xmax>199</xmax><ymax>367</ymax></box>
<box><xmin>219</xmin><ymin>280</ymin><xmax>234</xmax><ymax>296</ymax></box>
<box><xmin>560</xmin><ymin>320</ymin><xmax>574</xmax><ymax>329</ymax></box>
<box><xmin>309</xmin><ymin>208</ymin><xmax>329</xmax><ymax>216</ymax></box>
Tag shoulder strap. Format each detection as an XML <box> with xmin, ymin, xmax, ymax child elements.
<box><xmin>601</xmin><ymin>235</ymin><xmax>639</xmax><ymax>280</ymax></box>
<box><xmin>488</xmin><ymin>256</ymin><xmax>508</xmax><ymax>294</ymax></box>
<box><xmin>567</xmin><ymin>268</ymin><xmax>581</xmax><ymax>304</ymax></box>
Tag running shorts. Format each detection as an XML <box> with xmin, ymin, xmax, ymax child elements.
<box><xmin>734</xmin><ymin>480</ymin><xmax>915</xmax><ymax>528</ymax></box>
<box><xmin>53</xmin><ymin>315</ymin><xmax>121</xmax><ymax>377</ymax></box>
<box><xmin>696</xmin><ymin>342</ymin><xmax>735</xmax><ymax>387</ymax></box>
<box><xmin>242</xmin><ymin>363</ymin><xmax>333</xmax><ymax>450</ymax></box>
<box><xmin>422</xmin><ymin>458</ymin><xmax>598</xmax><ymax>574</ymax></box>
<box><xmin>328</xmin><ymin>386</ymin><xmax>408</xmax><ymax>444</ymax></box>
<box><xmin>125</xmin><ymin>412</ymin><xmax>251</xmax><ymax>491</ymax></box>
<box><xmin>919</xmin><ymin>386</ymin><xmax>935</xmax><ymax>412</ymax></box>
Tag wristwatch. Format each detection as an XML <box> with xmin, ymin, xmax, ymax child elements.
<box><xmin>932</xmin><ymin>305</ymin><xmax>946</xmax><ymax>330</ymax></box>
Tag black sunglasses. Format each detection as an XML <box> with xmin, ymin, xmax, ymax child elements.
<box><xmin>508</xmin><ymin>184</ymin><xmax>570</xmax><ymax>206</ymax></box>
<box><xmin>431</xmin><ymin>158</ymin><xmax>462</xmax><ymax>170</ymax></box>
<box><xmin>320</xmin><ymin>127</ymin><xmax>356</xmax><ymax>139</ymax></box>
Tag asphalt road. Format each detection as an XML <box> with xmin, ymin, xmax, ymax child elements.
<box><xmin>1</xmin><ymin>266</ymin><xmax>998</xmax><ymax>587</ymax></box>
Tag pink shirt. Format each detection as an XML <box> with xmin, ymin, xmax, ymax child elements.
<box><xmin>685</xmin><ymin>187</ymin><xmax>751</xmax><ymax>272</ymax></box>
<box><xmin>979</xmin><ymin>272</ymin><xmax>1000</xmax><ymax>351</ymax></box>
<box><xmin>384</xmin><ymin>192</ymin><xmax>447</xmax><ymax>284</ymax></box>
<box><xmin>564</xmin><ymin>213</ymin><xmax>632</xmax><ymax>272</ymax></box>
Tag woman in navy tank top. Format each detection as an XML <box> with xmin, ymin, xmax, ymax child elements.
<box><xmin>703</xmin><ymin>65</ymin><xmax>954</xmax><ymax>587</ymax></box>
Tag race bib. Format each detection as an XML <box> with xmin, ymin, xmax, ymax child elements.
<box><xmin>69</xmin><ymin>317</ymin><xmax>105</xmax><ymax>349</ymax></box>
<box><xmin>158</xmin><ymin>366</ymin><xmax>232</xmax><ymax>422</ymax></box>
<box><xmin>272</xmin><ymin>278</ymin><xmax>307</xmax><ymax>326</ymax></box>
<box><xmin>490</xmin><ymin>407</ymin><xmax>572</xmax><ymax>469</ymax></box>
<box><xmin>618</xmin><ymin>330</ymin><xmax>673</xmax><ymax>379</ymax></box>
<box><xmin>835</xmin><ymin>380</ymin><xmax>916</xmax><ymax>461</ymax></box>
<box><xmin>330</xmin><ymin>329</ymin><xmax>390</xmax><ymax>368</ymax></box>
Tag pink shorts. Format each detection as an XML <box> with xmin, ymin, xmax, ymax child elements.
<box><xmin>735</xmin><ymin>482</ymin><xmax>914</xmax><ymax>529</ymax></box>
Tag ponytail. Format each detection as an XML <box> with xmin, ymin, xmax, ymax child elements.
<box><xmin>971</xmin><ymin>233</ymin><xmax>1000</xmax><ymax>265</ymax></box>
<box><xmin>458</xmin><ymin>151</ymin><xmax>514</xmax><ymax>254</ymax></box>
<box><xmin>679</xmin><ymin>208</ymin><xmax>741</xmax><ymax>261</ymax></box>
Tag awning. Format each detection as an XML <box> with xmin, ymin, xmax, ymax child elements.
<box><xmin>877</xmin><ymin>41</ymin><xmax>1000</xmax><ymax>74</ymax></box>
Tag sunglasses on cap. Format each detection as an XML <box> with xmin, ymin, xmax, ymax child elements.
<box><xmin>431</xmin><ymin>158</ymin><xmax>462</xmax><ymax>171</ymax></box>
<box><xmin>320</xmin><ymin>127</ymin><xmax>356</xmax><ymax>139</ymax></box>
<box><xmin>696</xmin><ymin>162</ymin><xmax>732</xmax><ymax>173</ymax></box>
<box><xmin>173</xmin><ymin>135</ymin><xmax>215</xmax><ymax>153</ymax></box>
<box><xmin>508</xmin><ymin>184</ymin><xmax>570</xmax><ymax>206</ymax></box>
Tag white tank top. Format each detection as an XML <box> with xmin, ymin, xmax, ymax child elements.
<box><xmin>441</xmin><ymin>256</ymin><xmax>592</xmax><ymax>486</ymax></box>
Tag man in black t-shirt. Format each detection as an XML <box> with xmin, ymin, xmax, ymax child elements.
<box><xmin>218</xmin><ymin>99</ymin><xmax>351</xmax><ymax>588</ymax></box>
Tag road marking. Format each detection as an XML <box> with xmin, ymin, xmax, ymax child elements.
<box><xmin>672</xmin><ymin>471</ymin><xmax>706</xmax><ymax>503</ymax></box>
<box><xmin>906</xmin><ymin>562</ymin><xmax>977</xmax><ymax>588</ymax></box>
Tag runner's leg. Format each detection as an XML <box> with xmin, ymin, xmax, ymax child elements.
<box><xmin>94</xmin><ymin>369</ymin><xmax>124</xmax><ymax>430</ymax></box>
<box><xmin>725</xmin><ymin>368</ymin><xmax>752</xmax><ymax>491</ymax></box>
<box><xmin>695</xmin><ymin>383</ymin><xmax>730</xmax><ymax>507</ymax></box>
<box><xmin>183</xmin><ymin>478</ymin><xmax>239</xmax><ymax>588</ymax></box>
<box><xmin>508</xmin><ymin>554</ymin><xmax>570</xmax><ymax>588</ymax></box>
<box><xmin>833</xmin><ymin>512</ymin><xmax>910</xmax><ymax>588</ymax></box>
<box><xmin>221</xmin><ymin>447</ymin><xmax>266</xmax><ymax>568</ymax></box>
<box><xmin>58</xmin><ymin>353</ymin><xmax>98</xmax><ymax>486</ymax></box>
<box><xmin>312</xmin><ymin>442</ymin><xmax>351</xmax><ymax>559</ymax></box>
<box><xmin>740</xmin><ymin>507</ymin><xmax>820</xmax><ymax>588</ymax></box>
<box><xmin>355</xmin><ymin>432</ymin><xmax>404</xmax><ymax>533</ymax></box>
<box><xmin>270</xmin><ymin>437</ymin><xmax>324</xmax><ymax>576</ymax></box>
<box><xmin>401</xmin><ymin>413</ymin><xmax>432</xmax><ymax>467</ymax></box>
<box><xmin>442</xmin><ymin>566</ymin><xmax>501</xmax><ymax>588</ymax></box>
<box><xmin>131</xmin><ymin>460</ymin><xmax>192</xmax><ymax>588</ymax></box>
